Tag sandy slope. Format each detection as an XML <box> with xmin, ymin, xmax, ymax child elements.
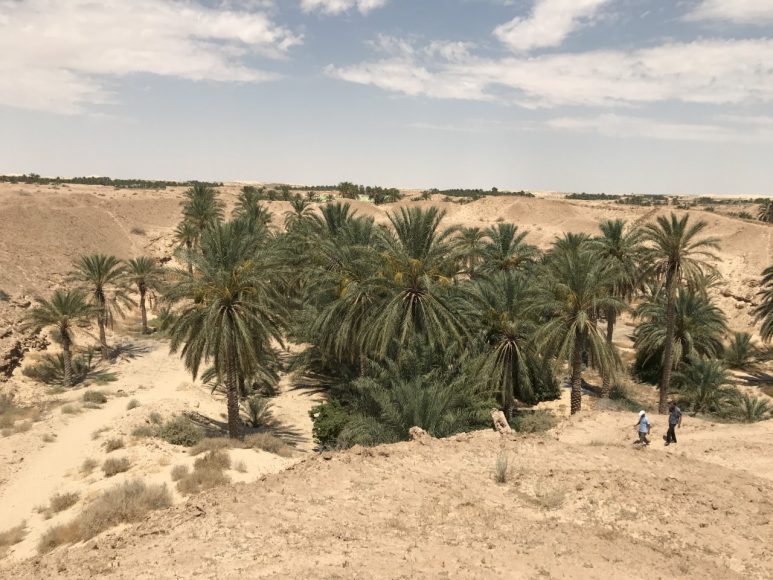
<box><xmin>4</xmin><ymin>413</ymin><xmax>773</xmax><ymax>579</ymax></box>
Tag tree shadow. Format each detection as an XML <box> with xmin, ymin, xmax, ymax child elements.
<box><xmin>111</xmin><ymin>340</ymin><xmax>154</xmax><ymax>360</ymax></box>
<box><xmin>185</xmin><ymin>410</ymin><xmax>310</xmax><ymax>450</ymax></box>
<box><xmin>738</xmin><ymin>371</ymin><xmax>773</xmax><ymax>385</ymax></box>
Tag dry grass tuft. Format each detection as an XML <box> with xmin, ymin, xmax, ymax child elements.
<box><xmin>126</xmin><ymin>399</ymin><xmax>141</xmax><ymax>410</ymax></box>
<box><xmin>494</xmin><ymin>450</ymin><xmax>509</xmax><ymax>484</ymax></box>
<box><xmin>91</xmin><ymin>426</ymin><xmax>110</xmax><ymax>440</ymax></box>
<box><xmin>103</xmin><ymin>437</ymin><xmax>125</xmax><ymax>453</ymax></box>
<box><xmin>42</xmin><ymin>433</ymin><xmax>56</xmax><ymax>443</ymax></box>
<box><xmin>242</xmin><ymin>432</ymin><xmax>293</xmax><ymax>457</ymax></box>
<box><xmin>189</xmin><ymin>437</ymin><xmax>231</xmax><ymax>456</ymax></box>
<box><xmin>38</xmin><ymin>491</ymin><xmax>81</xmax><ymax>518</ymax></box>
<box><xmin>13</xmin><ymin>420</ymin><xmax>32</xmax><ymax>434</ymax></box>
<box><xmin>170</xmin><ymin>465</ymin><xmax>189</xmax><ymax>481</ymax></box>
<box><xmin>233</xmin><ymin>460</ymin><xmax>247</xmax><ymax>473</ymax></box>
<box><xmin>80</xmin><ymin>458</ymin><xmax>98</xmax><ymax>476</ymax></box>
<box><xmin>61</xmin><ymin>404</ymin><xmax>82</xmax><ymax>415</ymax></box>
<box><xmin>0</xmin><ymin>522</ymin><xmax>27</xmax><ymax>556</ymax></box>
<box><xmin>38</xmin><ymin>480</ymin><xmax>171</xmax><ymax>553</ymax></box>
<box><xmin>176</xmin><ymin>451</ymin><xmax>231</xmax><ymax>495</ymax></box>
<box><xmin>82</xmin><ymin>390</ymin><xmax>108</xmax><ymax>405</ymax></box>
<box><xmin>102</xmin><ymin>456</ymin><xmax>131</xmax><ymax>477</ymax></box>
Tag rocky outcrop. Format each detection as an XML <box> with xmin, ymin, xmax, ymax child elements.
<box><xmin>0</xmin><ymin>334</ymin><xmax>49</xmax><ymax>381</ymax></box>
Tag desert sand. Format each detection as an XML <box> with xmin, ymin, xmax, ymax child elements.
<box><xmin>0</xmin><ymin>182</ymin><xmax>772</xmax><ymax>578</ymax></box>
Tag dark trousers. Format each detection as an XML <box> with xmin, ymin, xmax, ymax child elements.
<box><xmin>666</xmin><ymin>424</ymin><xmax>677</xmax><ymax>444</ymax></box>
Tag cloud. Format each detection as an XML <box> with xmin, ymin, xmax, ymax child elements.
<box><xmin>327</xmin><ymin>38</ymin><xmax>773</xmax><ymax>108</ymax></box>
<box><xmin>0</xmin><ymin>0</ymin><xmax>301</xmax><ymax>114</ymax></box>
<box><xmin>494</xmin><ymin>0</ymin><xmax>612</xmax><ymax>52</ymax></box>
<box><xmin>546</xmin><ymin>113</ymin><xmax>773</xmax><ymax>142</ymax></box>
<box><xmin>687</xmin><ymin>0</ymin><xmax>773</xmax><ymax>24</ymax></box>
<box><xmin>300</xmin><ymin>0</ymin><xmax>388</xmax><ymax>14</ymax></box>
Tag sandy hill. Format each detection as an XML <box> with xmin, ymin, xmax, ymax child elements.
<box><xmin>5</xmin><ymin>413</ymin><xmax>773</xmax><ymax>580</ymax></box>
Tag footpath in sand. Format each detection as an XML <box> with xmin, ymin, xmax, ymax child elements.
<box><xmin>4</xmin><ymin>408</ymin><xmax>773</xmax><ymax>579</ymax></box>
<box><xmin>0</xmin><ymin>337</ymin><xmax>323</xmax><ymax>561</ymax></box>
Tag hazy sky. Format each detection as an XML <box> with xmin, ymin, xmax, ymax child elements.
<box><xmin>2</xmin><ymin>0</ymin><xmax>773</xmax><ymax>195</ymax></box>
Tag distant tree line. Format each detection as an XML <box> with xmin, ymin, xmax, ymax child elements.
<box><xmin>0</xmin><ymin>174</ymin><xmax>222</xmax><ymax>190</ymax></box>
<box><xmin>337</xmin><ymin>182</ymin><xmax>403</xmax><ymax>205</ymax></box>
<box><xmin>423</xmin><ymin>188</ymin><xmax>534</xmax><ymax>199</ymax></box>
<box><xmin>566</xmin><ymin>193</ymin><xmax>622</xmax><ymax>200</ymax></box>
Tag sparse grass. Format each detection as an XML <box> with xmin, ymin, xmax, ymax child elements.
<box><xmin>176</xmin><ymin>450</ymin><xmax>231</xmax><ymax>495</ymax></box>
<box><xmin>47</xmin><ymin>491</ymin><xmax>80</xmax><ymax>514</ymax></box>
<box><xmin>102</xmin><ymin>456</ymin><xmax>131</xmax><ymax>477</ymax></box>
<box><xmin>494</xmin><ymin>450</ymin><xmax>509</xmax><ymax>484</ymax></box>
<box><xmin>512</xmin><ymin>410</ymin><xmax>556</xmax><ymax>434</ymax></box>
<box><xmin>1</xmin><ymin>428</ymin><xmax>12</xmax><ymax>437</ymax></box>
<box><xmin>0</xmin><ymin>522</ymin><xmax>27</xmax><ymax>555</ymax></box>
<box><xmin>82</xmin><ymin>402</ymin><xmax>103</xmax><ymax>409</ymax></box>
<box><xmin>243</xmin><ymin>432</ymin><xmax>293</xmax><ymax>457</ymax></box>
<box><xmin>91</xmin><ymin>426</ymin><xmax>110</xmax><ymax>440</ymax></box>
<box><xmin>233</xmin><ymin>460</ymin><xmax>247</xmax><ymax>473</ymax></box>
<box><xmin>189</xmin><ymin>437</ymin><xmax>231</xmax><ymax>456</ymax></box>
<box><xmin>61</xmin><ymin>404</ymin><xmax>82</xmax><ymax>415</ymax></box>
<box><xmin>82</xmin><ymin>390</ymin><xmax>107</xmax><ymax>404</ymax></box>
<box><xmin>127</xmin><ymin>399</ymin><xmax>141</xmax><ymax>410</ymax></box>
<box><xmin>103</xmin><ymin>437</ymin><xmax>125</xmax><ymax>453</ymax></box>
<box><xmin>80</xmin><ymin>458</ymin><xmax>98</xmax><ymax>476</ymax></box>
<box><xmin>42</xmin><ymin>433</ymin><xmax>56</xmax><ymax>443</ymax></box>
<box><xmin>38</xmin><ymin>480</ymin><xmax>171</xmax><ymax>553</ymax></box>
<box><xmin>132</xmin><ymin>424</ymin><xmax>156</xmax><ymax>438</ymax></box>
<box><xmin>170</xmin><ymin>465</ymin><xmax>189</xmax><ymax>481</ymax></box>
<box><xmin>0</xmin><ymin>393</ymin><xmax>42</xmax><ymax>430</ymax></box>
<box><xmin>533</xmin><ymin>487</ymin><xmax>566</xmax><ymax>511</ymax></box>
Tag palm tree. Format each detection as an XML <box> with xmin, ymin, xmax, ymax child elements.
<box><xmin>174</xmin><ymin>220</ymin><xmax>198</xmax><ymax>276</ymax></box>
<box><xmin>728</xmin><ymin>393</ymin><xmax>772</xmax><ymax>423</ymax></box>
<box><xmin>536</xmin><ymin>247</ymin><xmax>623</xmax><ymax>414</ymax></box>
<box><xmin>126</xmin><ymin>257</ymin><xmax>165</xmax><ymax>334</ymax></box>
<box><xmin>758</xmin><ymin>200</ymin><xmax>773</xmax><ymax>223</ymax></box>
<box><xmin>753</xmin><ymin>266</ymin><xmax>773</xmax><ymax>342</ymax></box>
<box><xmin>24</xmin><ymin>290</ymin><xmax>93</xmax><ymax>387</ymax></box>
<box><xmin>641</xmin><ymin>213</ymin><xmax>720</xmax><ymax>413</ymax></box>
<box><xmin>283</xmin><ymin>196</ymin><xmax>314</xmax><ymax>231</ymax></box>
<box><xmin>724</xmin><ymin>332</ymin><xmax>760</xmax><ymax>371</ymax></box>
<box><xmin>70</xmin><ymin>254</ymin><xmax>131</xmax><ymax>360</ymax></box>
<box><xmin>166</xmin><ymin>221</ymin><xmax>287</xmax><ymax>438</ymax></box>
<box><xmin>674</xmin><ymin>356</ymin><xmax>735</xmax><ymax>416</ymax></box>
<box><xmin>480</xmin><ymin>223</ymin><xmax>538</xmax><ymax>273</ymax></box>
<box><xmin>234</xmin><ymin>186</ymin><xmax>272</xmax><ymax>231</ymax></box>
<box><xmin>590</xmin><ymin>220</ymin><xmax>644</xmax><ymax>397</ymax></box>
<box><xmin>451</xmin><ymin>227</ymin><xmax>487</xmax><ymax>277</ymax></box>
<box><xmin>182</xmin><ymin>184</ymin><xmax>224</xmax><ymax>235</ymax></box>
<box><xmin>312</xmin><ymin>202</ymin><xmax>357</xmax><ymax>238</ymax></box>
<box><xmin>633</xmin><ymin>287</ymin><xmax>727</xmax><ymax>383</ymax></box>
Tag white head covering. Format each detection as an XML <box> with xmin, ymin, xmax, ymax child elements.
<box><xmin>639</xmin><ymin>410</ymin><xmax>646</xmax><ymax>416</ymax></box>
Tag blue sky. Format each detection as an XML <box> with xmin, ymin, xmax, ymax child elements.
<box><xmin>1</xmin><ymin>0</ymin><xmax>772</xmax><ymax>195</ymax></box>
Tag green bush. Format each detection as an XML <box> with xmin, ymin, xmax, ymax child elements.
<box><xmin>157</xmin><ymin>415</ymin><xmax>204</xmax><ymax>447</ymax></box>
<box><xmin>511</xmin><ymin>410</ymin><xmax>556</xmax><ymax>433</ymax></box>
<box><xmin>309</xmin><ymin>401</ymin><xmax>350</xmax><ymax>449</ymax></box>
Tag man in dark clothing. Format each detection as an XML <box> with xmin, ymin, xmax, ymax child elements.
<box><xmin>665</xmin><ymin>402</ymin><xmax>682</xmax><ymax>446</ymax></box>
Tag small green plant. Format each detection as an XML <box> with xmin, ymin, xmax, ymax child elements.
<box><xmin>103</xmin><ymin>437</ymin><xmax>125</xmax><ymax>453</ymax></box>
<box><xmin>102</xmin><ymin>456</ymin><xmax>131</xmax><ymax>477</ymax></box>
<box><xmin>494</xmin><ymin>450</ymin><xmax>509</xmax><ymax>484</ymax></box>
<box><xmin>126</xmin><ymin>399</ymin><xmax>141</xmax><ymax>410</ymax></box>
<box><xmin>82</xmin><ymin>390</ymin><xmax>108</xmax><ymax>404</ymax></box>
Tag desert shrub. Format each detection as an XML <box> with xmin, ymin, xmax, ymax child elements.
<box><xmin>243</xmin><ymin>432</ymin><xmax>293</xmax><ymax>457</ymax></box>
<box><xmin>511</xmin><ymin>410</ymin><xmax>556</xmax><ymax>433</ymax></box>
<box><xmin>0</xmin><ymin>392</ymin><xmax>16</xmax><ymax>415</ymax></box>
<box><xmin>130</xmin><ymin>227</ymin><xmax>146</xmax><ymax>235</ymax></box>
<box><xmin>190</xmin><ymin>437</ymin><xmax>230</xmax><ymax>456</ymax></box>
<box><xmin>132</xmin><ymin>424</ymin><xmax>156</xmax><ymax>437</ymax></box>
<box><xmin>126</xmin><ymin>399</ymin><xmax>141</xmax><ymax>410</ymax></box>
<box><xmin>13</xmin><ymin>420</ymin><xmax>32</xmax><ymax>434</ymax></box>
<box><xmin>242</xmin><ymin>395</ymin><xmax>272</xmax><ymax>428</ymax></box>
<box><xmin>48</xmin><ymin>491</ymin><xmax>80</xmax><ymax>514</ymax></box>
<box><xmin>1</xmin><ymin>428</ymin><xmax>12</xmax><ymax>437</ymax></box>
<box><xmin>170</xmin><ymin>465</ymin><xmax>189</xmax><ymax>481</ymax></box>
<box><xmin>91</xmin><ymin>426</ymin><xmax>109</xmax><ymax>440</ymax></box>
<box><xmin>176</xmin><ymin>451</ymin><xmax>230</xmax><ymax>495</ymax></box>
<box><xmin>103</xmin><ymin>437</ymin><xmax>124</xmax><ymax>452</ymax></box>
<box><xmin>149</xmin><ymin>411</ymin><xmax>163</xmax><ymax>425</ymax></box>
<box><xmin>738</xmin><ymin>211</ymin><xmax>754</xmax><ymax>220</ymax></box>
<box><xmin>82</xmin><ymin>390</ymin><xmax>108</xmax><ymax>404</ymax></box>
<box><xmin>309</xmin><ymin>401</ymin><xmax>350</xmax><ymax>449</ymax></box>
<box><xmin>42</xmin><ymin>433</ymin><xmax>56</xmax><ymax>443</ymax></box>
<box><xmin>80</xmin><ymin>458</ymin><xmax>98</xmax><ymax>476</ymax></box>
<box><xmin>102</xmin><ymin>456</ymin><xmax>131</xmax><ymax>477</ymax></box>
<box><xmin>0</xmin><ymin>522</ymin><xmax>27</xmax><ymax>553</ymax></box>
<box><xmin>61</xmin><ymin>404</ymin><xmax>81</xmax><ymax>415</ymax></box>
<box><xmin>38</xmin><ymin>480</ymin><xmax>171</xmax><ymax>553</ymax></box>
<box><xmin>157</xmin><ymin>415</ymin><xmax>204</xmax><ymax>447</ymax></box>
<box><xmin>233</xmin><ymin>460</ymin><xmax>247</xmax><ymax>473</ymax></box>
<box><xmin>494</xmin><ymin>451</ymin><xmax>509</xmax><ymax>484</ymax></box>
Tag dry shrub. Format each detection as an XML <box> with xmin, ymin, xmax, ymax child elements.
<box><xmin>91</xmin><ymin>426</ymin><xmax>109</xmax><ymax>440</ymax></box>
<box><xmin>38</xmin><ymin>480</ymin><xmax>171</xmax><ymax>553</ymax></box>
<box><xmin>0</xmin><ymin>414</ymin><xmax>14</xmax><ymax>429</ymax></box>
<box><xmin>0</xmin><ymin>522</ymin><xmax>27</xmax><ymax>556</ymax></box>
<box><xmin>189</xmin><ymin>437</ymin><xmax>230</xmax><ymax>456</ymax></box>
<box><xmin>61</xmin><ymin>404</ymin><xmax>81</xmax><ymax>415</ymax></box>
<box><xmin>132</xmin><ymin>424</ymin><xmax>156</xmax><ymax>438</ymax></box>
<box><xmin>157</xmin><ymin>415</ymin><xmax>203</xmax><ymax>447</ymax></box>
<box><xmin>82</xmin><ymin>390</ymin><xmax>108</xmax><ymax>404</ymax></box>
<box><xmin>42</xmin><ymin>433</ymin><xmax>56</xmax><ymax>443</ymax></box>
<box><xmin>170</xmin><ymin>465</ymin><xmax>189</xmax><ymax>481</ymax></box>
<box><xmin>13</xmin><ymin>420</ymin><xmax>32</xmax><ymax>434</ymax></box>
<box><xmin>80</xmin><ymin>458</ymin><xmax>98</xmax><ymax>476</ymax></box>
<box><xmin>494</xmin><ymin>450</ymin><xmax>509</xmax><ymax>484</ymax></box>
<box><xmin>149</xmin><ymin>411</ymin><xmax>163</xmax><ymax>425</ymax></box>
<box><xmin>176</xmin><ymin>451</ymin><xmax>231</xmax><ymax>495</ymax></box>
<box><xmin>126</xmin><ymin>399</ymin><xmax>141</xmax><ymax>410</ymax></box>
<box><xmin>1</xmin><ymin>428</ymin><xmax>12</xmax><ymax>437</ymax></box>
<box><xmin>233</xmin><ymin>460</ymin><xmax>247</xmax><ymax>473</ymax></box>
<box><xmin>533</xmin><ymin>487</ymin><xmax>566</xmax><ymax>511</ymax></box>
<box><xmin>49</xmin><ymin>491</ymin><xmax>80</xmax><ymax>513</ymax></box>
<box><xmin>512</xmin><ymin>410</ymin><xmax>556</xmax><ymax>434</ymax></box>
<box><xmin>102</xmin><ymin>456</ymin><xmax>131</xmax><ymax>477</ymax></box>
<box><xmin>242</xmin><ymin>432</ymin><xmax>293</xmax><ymax>457</ymax></box>
<box><xmin>103</xmin><ymin>437</ymin><xmax>125</xmax><ymax>453</ymax></box>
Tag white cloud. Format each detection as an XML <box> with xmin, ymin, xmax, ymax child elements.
<box><xmin>0</xmin><ymin>0</ymin><xmax>301</xmax><ymax>114</ymax></box>
<box><xmin>328</xmin><ymin>38</ymin><xmax>773</xmax><ymax>108</ymax></box>
<box><xmin>546</xmin><ymin>113</ymin><xmax>773</xmax><ymax>142</ymax></box>
<box><xmin>300</xmin><ymin>0</ymin><xmax>388</xmax><ymax>14</ymax></box>
<box><xmin>494</xmin><ymin>0</ymin><xmax>612</xmax><ymax>52</ymax></box>
<box><xmin>687</xmin><ymin>0</ymin><xmax>773</xmax><ymax>24</ymax></box>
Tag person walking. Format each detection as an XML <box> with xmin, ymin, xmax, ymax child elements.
<box><xmin>635</xmin><ymin>410</ymin><xmax>650</xmax><ymax>446</ymax></box>
<box><xmin>665</xmin><ymin>402</ymin><xmax>682</xmax><ymax>446</ymax></box>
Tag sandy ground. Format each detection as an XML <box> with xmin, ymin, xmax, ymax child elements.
<box><xmin>2</xmin><ymin>412</ymin><xmax>772</xmax><ymax>579</ymax></box>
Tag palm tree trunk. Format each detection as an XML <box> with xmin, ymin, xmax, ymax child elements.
<box><xmin>139</xmin><ymin>287</ymin><xmax>148</xmax><ymax>334</ymax></box>
<box><xmin>186</xmin><ymin>241</ymin><xmax>193</xmax><ymax>276</ymax></box>
<box><xmin>600</xmin><ymin>308</ymin><xmax>616</xmax><ymax>398</ymax></box>
<box><xmin>570</xmin><ymin>331</ymin><xmax>583</xmax><ymax>414</ymax></box>
<box><xmin>62</xmin><ymin>334</ymin><xmax>73</xmax><ymax>388</ymax></box>
<box><xmin>659</xmin><ymin>274</ymin><xmax>677</xmax><ymax>414</ymax></box>
<box><xmin>98</xmin><ymin>311</ymin><xmax>109</xmax><ymax>360</ymax></box>
<box><xmin>226</xmin><ymin>352</ymin><xmax>241</xmax><ymax>439</ymax></box>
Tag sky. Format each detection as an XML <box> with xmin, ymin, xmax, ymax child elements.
<box><xmin>1</xmin><ymin>0</ymin><xmax>773</xmax><ymax>195</ymax></box>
